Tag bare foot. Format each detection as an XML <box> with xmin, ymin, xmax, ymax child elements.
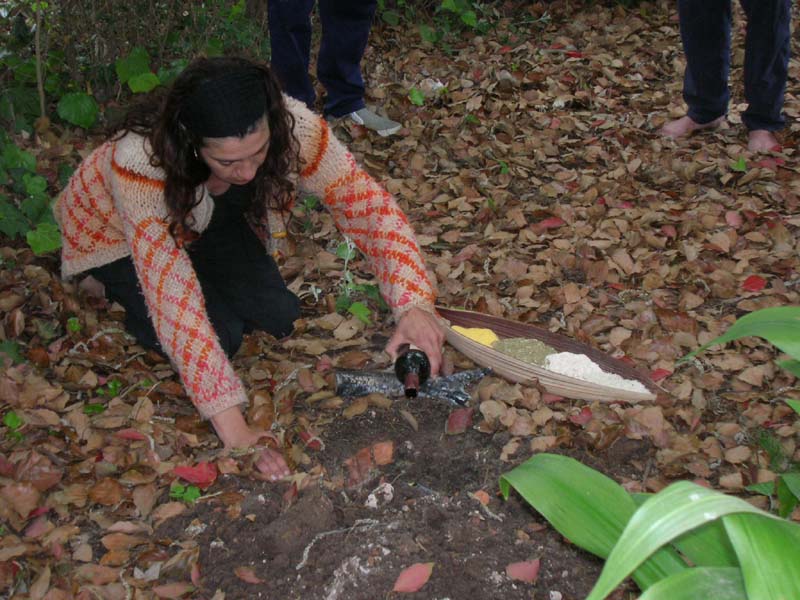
<box><xmin>747</xmin><ymin>130</ymin><xmax>781</xmax><ymax>153</ymax></box>
<box><xmin>254</xmin><ymin>447</ymin><xmax>291</xmax><ymax>482</ymax></box>
<box><xmin>659</xmin><ymin>115</ymin><xmax>724</xmax><ymax>139</ymax></box>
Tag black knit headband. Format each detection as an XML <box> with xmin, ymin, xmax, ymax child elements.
<box><xmin>181</xmin><ymin>67</ymin><xmax>267</xmax><ymax>138</ymax></box>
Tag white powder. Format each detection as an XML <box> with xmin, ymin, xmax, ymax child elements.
<box><xmin>543</xmin><ymin>352</ymin><xmax>650</xmax><ymax>394</ymax></box>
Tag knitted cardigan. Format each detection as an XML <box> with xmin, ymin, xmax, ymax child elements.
<box><xmin>55</xmin><ymin>96</ymin><xmax>436</xmax><ymax>418</ymax></box>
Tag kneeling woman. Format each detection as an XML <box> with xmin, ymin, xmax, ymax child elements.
<box><xmin>56</xmin><ymin>56</ymin><xmax>443</xmax><ymax>479</ymax></box>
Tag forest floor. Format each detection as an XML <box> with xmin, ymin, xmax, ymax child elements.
<box><xmin>2</xmin><ymin>0</ymin><xmax>800</xmax><ymax>598</ymax></box>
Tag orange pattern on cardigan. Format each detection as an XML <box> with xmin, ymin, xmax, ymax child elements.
<box><xmin>55</xmin><ymin>96</ymin><xmax>436</xmax><ymax>418</ymax></box>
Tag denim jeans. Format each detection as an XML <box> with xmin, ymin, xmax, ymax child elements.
<box><xmin>267</xmin><ymin>0</ymin><xmax>377</xmax><ymax>118</ymax></box>
<box><xmin>678</xmin><ymin>0</ymin><xmax>791</xmax><ymax>131</ymax></box>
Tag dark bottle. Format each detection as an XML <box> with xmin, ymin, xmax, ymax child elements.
<box><xmin>394</xmin><ymin>346</ymin><xmax>431</xmax><ymax>398</ymax></box>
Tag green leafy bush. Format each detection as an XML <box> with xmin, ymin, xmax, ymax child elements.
<box><xmin>501</xmin><ymin>453</ymin><xmax>800</xmax><ymax>599</ymax></box>
<box><xmin>378</xmin><ymin>0</ymin><xmax>490</xmax><ymax>46</ymax></box>
<box><xmin>0</xmin><ymin>133</ymin><xmax>61</xmax><ymax>255</ymax></box>
<box><xmin>56</xmin><ymin>92</ymin><xmax>99</xmax><ymax>129</ymax></box>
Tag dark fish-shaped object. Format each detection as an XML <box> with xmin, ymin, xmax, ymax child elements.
<box><xmin>334</xmin><ymin>368</ymin><xmax>490</xmax><ymax>406</ymax></box>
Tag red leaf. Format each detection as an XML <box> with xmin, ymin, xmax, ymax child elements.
<box><xmin>28</xmin><ymin>506</ymin><xmax>50</xmax><ymax>518</ymax></box>
<box><xmin>742</xmin><ymin>275</ymin><xmax>766</xmax><ymax>292</ymax></box>
<box><xmin>650</xmin><ymin>368</ymin><xmax>671</xmax><ymax>382</ymax></box>
<box><xmin>569</xmin><ymin>407</ymin><xmax>592</xmax><ymax>425</ymax></box>
<box><xmin>172</xmin><ymin>462</ymin><xmax>218</xmax><ymax>490</ymax></box>
<box><xmin>445</xmin><ymin>408</ymin><xmax>474</xmax><ymax>435</ymax></box>
<box><xmin>393</xmin><ymin>562</ymin><xmax>434</xmax><ymax>593</ymax></box>
<box><xmin>115</xmin><ymin>428</ymin><xmax>147</xmax><ymax>441</ymax></box>
<box><xmin>298</xmin><ymin>430</ymin><xmax>322</xmax><ymax>451</ymax></box>
<box><xmin>725</xmin><ymin>211</ymin><xmax>743</xmax><ymax>229</ymax></box>
<box><xmin>660</xmin><ymin>225</ymin><xmax>677</xmax><ymax>238</ymax></box>
<box><xmin>530</xmin><ymin>216</ymin><xmax>566</xmax><ymax>235</ymax></box>
<box><xmin>539</xmin><ymin>216</ymin><xmax>565</xmax><ymax>229</ymax></box>
<box><xmin>566</xmin><ymin>51</ymin><xmax>584</xmax><ymax>58</ymax></box>
<box><xmin>506</xmin><ymin>559</ymin><xmax>540</xmax><ymax>583</ymax></box>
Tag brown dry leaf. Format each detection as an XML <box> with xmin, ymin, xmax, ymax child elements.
<box><xmin>152</xmin><ymin>582</ymin><xmax>195</xmax><ymax>598</ymax></box>
<box><xmin>500</xmin><ymin>438</ymin><xmax>520</xmax><ymax>461</ymax></box>
<box><xmin>132</xmin><ymin>484</ymin><xmax>158</xmax><ymax>518</ymax></box>
<box><xmin>372</xmin><ymin>441</ymin><xmax>394</xmax><ymax>466</ymax></box>
<box><xmin>74</xmin><ymin>564</ymin><xmax>121</xmax><ymax>585</ymax></box>
<box><xmin>399</xmin><ymin>409</ymin><xmax>418</xmax><ymax>431</ymax></box>
<box><xmin>335</xmin><ymin>350</ymin><xmax>373</xmax><ymax>369</ymax></box>
<box><xmin>234</xmin><ymin>566</ymin><xmax>265</xmax><ymax>584</ymax></box>
<box><xmin>737</xmin><ymin>365</ymin><xmax>766</xmax><ymax>386</ymax></box>
<box><xmin>479</xmin><ymin>400</ymin><xmax>508</xmax><ymax>427</ymax></box>
<box><xmin>152</xmin><ymin>502</ymin><xmax>187</xmax><ymax>527</ymax></box>
<box><xmin>101</xmin><ymin>533</ymin><xmax>148</xmax><ymax>551</ymax></box>
<box><xmin>29</xmin><ymin>563</ymin><xmax>51</xmax><ymax>600</ymax></box>
<box><xmin>333</xmin><ymin>317</ymin><xmax>362</xmax><ymax>341</ymax></box>
<box><xmin>88</xmin><ymin>478</ymin><xmax>125</xmax><ymax>506</ymax></box>
<box><xmin>296</xmin><ymin>368</ymin><xmax>316</xmax><ymax>392</ymax></box>
<box><xmin>719</xmin><ymin>472</ymin><xmax>744</xmax><ymax>490</ymax></box>
<box><xmin>471</xmin><ymin>490</ymin><xmax>491</xmax><ymax>506</ymax></box>
<box><xmin>366</xmin><ymin>393</ymin><xmax>392</xmax><ymax>409</ymax></box>
<box><xmin>342</xmin><ymin>396</ymin><xmax>369</xmax><ymax>419</ymax></box>
<box><xmin>724</xmin><ymin>446</ymin><xmax>752</xmax><ymax>464</ymax></box>
<box><xmin>1</xmin><ymin>482</ymin><xmax>41</xmax><ymax>518</ymax></box>
<box><xmin>530</xmin><ymin>436</ymin><xmax>558</xmax><ymax>452</ymax></box>
<box><xmin>14</xmin><ymin>451</ymin><xmax>63</xmax><ymax>492</ymax></box>
<box><xmin>18</xmin><ymin>374</ymin><xmax>64</xmax><ymax>409</ymax></box>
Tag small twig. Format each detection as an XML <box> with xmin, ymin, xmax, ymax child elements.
<box><xmin>641</xmin><ymin>458</ymin><xmax>653</xmax><ymax>489</ymax></box>
<box><xmin>198</xmin><ymin>491</ymin><xmax>224</xmax><ymax>503</ymax></box>
<box><xmin>34</xmin><ymin>2</ymin><xmax>45</xmax><ymax>118</ymax></box>
<box><xmin>296</xmin><ymin>519</ymin><xmax>380</xmax><ymax>570</ymax></box>
<box><xmin>68</xmin><ymin>328</ymin><xmax>128</xmax><ymax>355</ymax></box>
<box><xmin>119</xmin><ymin>571</ymin><xmax>133</xmax><ymax>600</ymax></box>
<box><xmin>469</xmin><ymin>493</ymin><xmax>505</xmax><ymax>522</ymax></box>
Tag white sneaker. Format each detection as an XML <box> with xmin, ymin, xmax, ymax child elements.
<box><xmin>348</xmin><ymin>108</ymin><xmax>402</xmax><ymax>137</ymax></box>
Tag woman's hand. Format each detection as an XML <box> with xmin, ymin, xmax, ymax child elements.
<box><xmin>210</xmin><ymin>407</ymin><xmax>291</xmax><ymax>481</ymax></box>
<box><xmin>385</xmin><ymin>306</ymin><xmax>445</xmax><ymax>376</ymax></box>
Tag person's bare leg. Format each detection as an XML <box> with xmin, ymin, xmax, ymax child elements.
<box><xmin>660</xmin><ymin>115</ymin><xmax>725</xmax><ymax>139</ymax></box>
<box><xmin>747</xmin><ymin>129</ymin><xmax>780</xmax><ymax>152</ymax></box>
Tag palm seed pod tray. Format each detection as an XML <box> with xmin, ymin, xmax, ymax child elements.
<box><xmin>438</xmin><ymin>306</ymin><xmax>658</xmax><ymax>403</ymax></box>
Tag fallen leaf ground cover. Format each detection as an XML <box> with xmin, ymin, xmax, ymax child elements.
<box><xmin>2</xmin><ymin>0</ymin><xmax>800</xmax><ymax>598</ymax></box>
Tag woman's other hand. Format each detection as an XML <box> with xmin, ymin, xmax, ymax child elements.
<box><xmin>385</xmin><ymin>307</ymin><xmax>445</xmax><ymax>376</ymax></box>
<box><xmin>211</xmin><ymin>407</ymin><xmax>291</xmax><ymax>481</ymax></box>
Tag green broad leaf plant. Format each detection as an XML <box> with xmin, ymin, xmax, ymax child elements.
<box><xmin>501</xmin><ymin>306</ymin><xmax>800</xmax><ymax>599</ymax></box>
<box><xmin>501</xmin><ymin>454</ymin><xmax>800</xmax><ymax>600</ymax></box>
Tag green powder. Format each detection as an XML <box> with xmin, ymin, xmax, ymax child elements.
<box><xmin>492</xmin><ymin>337</ymin><xmax>556</xmax><ymax>366</ymax></box>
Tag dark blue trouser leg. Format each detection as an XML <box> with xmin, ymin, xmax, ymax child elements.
<box><xmin>317</xmin><ymin>0</ymin><xmax>377</xmax><ymax>118</ymax></box>
<box><xmin>678</xmin><ymin>0</ymin><xmax>731</xmax><ymax>125</ymax></box>
<box><xmin>267</xmin><ymin>0</ymin><xmax>316</xmax><ymax>108</ymax></box>
<box><xmin>740</xmin><ymin>0</ymin><xmax>791</xmax><ymax>131</ymax></box>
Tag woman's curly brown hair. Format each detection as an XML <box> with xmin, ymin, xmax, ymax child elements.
<box><xmin>110</xmin><ymin>56</ymin><xmax>299</xmax><ymax>246</ymax></box>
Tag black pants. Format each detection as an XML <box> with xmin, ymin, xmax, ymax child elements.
<box><xmin>90</xmin><ymin>219</ymin><xmax>300</xmax><ymax>359</ymax></box>
<box><xmin>267</xmin><ymin>0</ymin><xmax>377</xmax><ymax>117</ymax></box>
<box><xmin>679</xmin><ymin>0</ymin><xmax>791</xmax><ymax>131</ymax></box>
